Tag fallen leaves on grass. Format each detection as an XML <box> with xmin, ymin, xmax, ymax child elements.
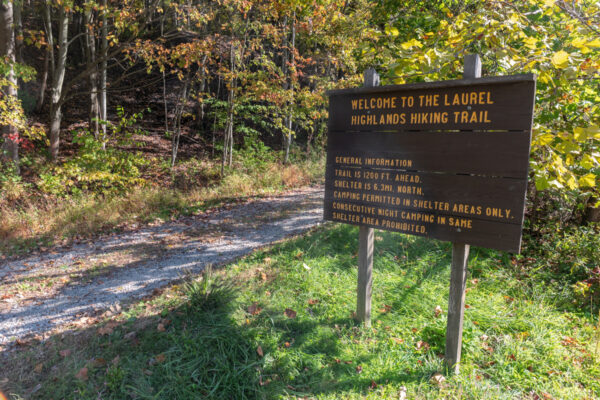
<box><xmin>308</xmin><ymin>298</ymin><xmax>319</xmax><ymax>305</ymax></box>
<box><xmin>391</xmin><ymin>337</ymin><xmax>404</xmax><ymax>344</ymax></box>
<box><xmin>247</xmin><ymin>302</ymin><xmax>262</xmax><ymax>315</ymax></box>
<box><xmin>398</xmin><ymin>386</ymin><xmax>407</xmax><ymax>400</ymax></box>
<box><xmin>257</xmin><ymin>345</ymin><xmax>264</xmax><ymax>357</ymax></box>
<box><xmin>379</xmin><ymin>304</ymin><xmax>392</xmax><ymax>313</ymax></box>
<box><xmin>98</xmin><ymin>321</ymin><xmax>120</xmax><ymax>336</ymax></box>
<box><xmin>416</xmin><ymin>340</ymin><xmax>430</xmax><ymax>351</ymax></box>
<box><xmin>429</xmin><ymin>372</ymin><xmax>445</xmax><ymax>386</ymax></box>
<box><xmin>75</xmin><ymin>367</ymin><xmax>88</xmax><ymax>381</ymax></box>
<box><xmin>284</xmin><ymin>308</ymin><xmax>297</xmax><ymax>318</ymax></box>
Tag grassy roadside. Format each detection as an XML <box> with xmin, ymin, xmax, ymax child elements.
<box><xmin>0</xmin><ymin>157</ymin><xmax>324</xmax><ymax>258</ymax></box>
<box><xmin>2</xmin><ymin>224</ymin><xmax>599</xmax><ymax>399</ymax></box>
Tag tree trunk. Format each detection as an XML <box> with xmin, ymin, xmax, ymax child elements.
<box><xmin>99</xmin><ymin>0</ymin><xmax>108</xmax><ymax>149</ymax></box>
<box><xmin>1</xmin><ymin>0</ymin><xmax>20</xmax><ymax>172</ymax></box>
<box><xmin>211</xmin><ymin>75</ymin><xmax>221</xmax><ymax>159</ymax></box>
<box><xmin>36</xmin><ymin>1</ymin><xmax>54</xmax><ymax>114</ymax></box>
<box><xmin>13</xmin><ymin>0</ymin><xmax>22</xmax><ymax>64</ymax></box>
<box><xmin>171</xmin><ymin>74</ymin><xmax>190</xmax><ymax>167</ymax></box>
<box><xmin>49</xmin><ymin>5</ymin><xmax>69</xmax><ymax>160</ymax></box>
<box><xmin>284</xmin><ymin>10</ymin><xmax>296</xmax><ymax>164</ymax></box>
<box><xmin>221</xmin><ymin>43</ymin><xmax>235</xmax><ymax>176</ymax></box>
<box><xmin>85</xmin><ymin>5</ymin><xmax>99</xmax><ymax>137</ymax></box>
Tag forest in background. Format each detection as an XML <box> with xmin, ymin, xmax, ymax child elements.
<box><xmin>0</xmin><ymin>0</ymin><xmax>599</xmax><ymax>248</ymax></box>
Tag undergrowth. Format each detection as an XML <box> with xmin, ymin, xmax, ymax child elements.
<box><xmin>0</xmin><ymin>154</ymin><xmax>324</xmax><ymax>257</ymax></box>
<box><xmin>2</xmin><ymin>224</ymin><xmax>599</xmax><ymax>399</ymax></box>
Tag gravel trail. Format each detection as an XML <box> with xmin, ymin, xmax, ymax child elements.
<box><xmin>0</xmin><ymin>187</ymin><xmax>324</xmax><ymax>346</ymax></box>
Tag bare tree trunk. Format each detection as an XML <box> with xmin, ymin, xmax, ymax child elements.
<box><xmin>171</xmin><ymin>74</ymin><xmax>190</xmax><ymax>167</ymax></box>
<box><xmin>1</xmin><ymin>0</ymin><xmax>20</xmax><ymax>172</ymax></box>
<box><xmin>99</xmin><ymin>0</ymin><xmax>108</xmax><ymax>150</ymax></box>
<box><xmin>284</xmin><ymin>10</ymin><xmax>296</xmax><ymax>164</ymax></box>
<box><xmin>13</xmin><ymin>0</ymin><xmax>22</xmax><ymax>64</ymax></box>
<box><xmin>49</xmin><ymin>5</ymin><xmax>69</xmax><ymax>160</ymax></box>
<box><xmin>221</xmin><ymin>43</ymin><xmax>235</xmax><ymax>176</ymax></box>
<box><xmin>36</xmin><ymin>1</ymin><xmax>54</xmax><ymax>113</ymax></box>
<box><xmin>35</xmin><ymin>46</ymin><xmax>49</xmax><ymax>113</ymax></box>
<box><xmin>85</xmin><ymin>5</ymin><xmax>99</xmax><ymax>138</ymax></box>
<box><xmin>160</xmin><ymin>4</ymin><xmax>169</xmax><ymax>136</ymax></box>
<box><xmin>211</xmin><ymin>75</ymin><xmax>221</xmax><ymax>159</ymax></box>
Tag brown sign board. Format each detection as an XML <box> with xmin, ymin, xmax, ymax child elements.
<box><xmin>324</xmin><ymin>74</ymin><xmax>536</xmax><ymax>252</ymax></box>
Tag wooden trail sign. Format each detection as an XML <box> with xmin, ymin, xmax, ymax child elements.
<box><xmin>324</xmin><ymin>73</ymin><xmax>536</xmax><ymax>252</ymax></box>
<box><xmin>324</xmin><ymin>55</ymin><xmax>536</xmax><ymax>374</ymax></box>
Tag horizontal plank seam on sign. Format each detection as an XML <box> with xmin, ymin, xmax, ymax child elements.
<box><xmin>326</xmin><ymin>73</ymin><xmax>536</xmax><ymax>97</ymax></box>
<box><xmin>323</xmin><ymin>200</ymin><xmax>525</xmax><ymax>226</ymax></box>
<box><xmin>327</xmin><ymin>129</ymin><xmax>532</xmax><ymax>134</ymax></box>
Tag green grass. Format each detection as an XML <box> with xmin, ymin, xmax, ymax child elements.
<box><xmin>2</xmin><ymin>224</ymin><xmax>599</xmax><ymax>399</ymax></box>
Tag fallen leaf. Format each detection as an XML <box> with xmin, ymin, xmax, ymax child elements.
<box><xmin>391</xmin><ymin>337</ymin><xmax>404</xmax><ymax>344</ymax></box>
<box><xmin>284</xmin><ymin>342</ymin><xmax>291</xmax><ymax>348</ymax></box>
<box><xmin>369</xmin><ymin>380</ymin><xmax>377</xmax><ymax>389</ymax></box>
<box><xmin>308</xmin><ymin>299</ymin><xmax>319</xmax><ymax>305</ymax></box>
<box><xmin>356</xmin><ymin>365</ymin><xmax>362</xmax><ymax>374</ymax></box>
<box><xmin>91</xmin><ymin>358</ymin><xmax>107</xmax><ymax>368</ymax></box>
<box><xmin>434</xmin><ymin>305</ymin><xmax>443</xmax><ymax>318</ymax></box>
<box><xmin>34</xmin><ymin>363</ymin><xmax>43</xmax><ymax>373</ymax></box>
<box><xmin>155</xmin><ymin>353</ymin><xmax>166</xmax><ymax>363</ymax></box>
<box><xmin>257</xmin><ymin>345</ymin><xmax>264</xmax><ymax>357</ymax></box>
<box><xmin>398</xmin><ymin>386</ymin><xmax>407</xmax><ymax>400</ymax></box>
<box><xmin>157</xmin><ymin>323</ymin><xmax>166</xmax><ymax>332</ymax></box>
<box><xmin>143</xmin><ymin>369</ymin><xmax>153</xmax><ymax>376</ymax></box>
<box><xmin>247</xmin><ymin>302</ymin><xmax>262</xmax><ymax>315</ymax></box>
<box><xmin>465</xmin><ymin>304</ymin><xmax>471</xmax><ymax>309</ymax></box>
<box><xmin>379</xmin><ymin>304</ymin><xmax>392</xmax><ymax>313</ymax></box>
<box><xmin>541</xmin><ymin>392</ymin><xmax>554</xmax><ymax>399</ymax></box>
<box><xmin>284</xmin><ymin>308</ymin><xmax>297</xmax><ymax>318</ymax></box>
<box><xmin>302</xmin><ymin>263</ymin><xmax>311</xmax><ymax>270</ymax></box>
<box><xmin>416</xmin><ymin>340</ymin><xmax>430</xmax><ymax>351</ymax></box>
<box><xmin>59</xmin><ymin>349</ymin><xmax>71</xmax><ymax>358</ymax></box>
<box><xmin>260</xmin><ymin>272</ymin><xmax>267</xmax><ymax>281</ymax></box>
<box><xmin>429</xmin><ymin>372</ymin><xmax>445</xmax><ymax>386</ymax></box>
<box><xmin>75</xmin><ymin>367</ymin><xmax>88</xmax><ymax>381</ymax></box>
<box><xmin>112</xmin><ymin>355</ymin><xmax>120</xmax><ymax>366</ymax></box>
<box><xmin>98</xmin><ymin>321</ymin><xmax>120</xmax><ymax>336</ymax></box>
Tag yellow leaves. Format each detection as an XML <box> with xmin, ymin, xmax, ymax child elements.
<box><xmin>551</xmin><ymin>50</ymin><xmax>569</xmax><ymax>69</ymax></box>
<box><xmin>400</xmin><ymin>39</ymin><xmax>422</xmax><ymax>50</ymax></box>
<box><xmin>384</xmin><ymin>26</ymin><xmax>399</xmax><ymax>37</ymax></box>
<box><xmin>578</xmin><ymin>173</ymin><xmax>596</xmax><ymax>188</ymax></box>
<box><xmin>534</xmin><ymin>133</ymin><xmax>554</xmax><ymax>146</ymax></box>
<box><xmin>523</xmin><ymin>36</ymin><xmax>537</xmax><ymax>50</ymax></box>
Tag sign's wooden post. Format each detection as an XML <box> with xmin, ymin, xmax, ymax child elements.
<box><xmin>356</xmin><ymin>68</ymin><xmax>379</xmax><ymax>327</ymax></box>
<box><xmin>445</xmin><ymin>54</ymin><xmax>481</xmax><ymax>374</ymax></box>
